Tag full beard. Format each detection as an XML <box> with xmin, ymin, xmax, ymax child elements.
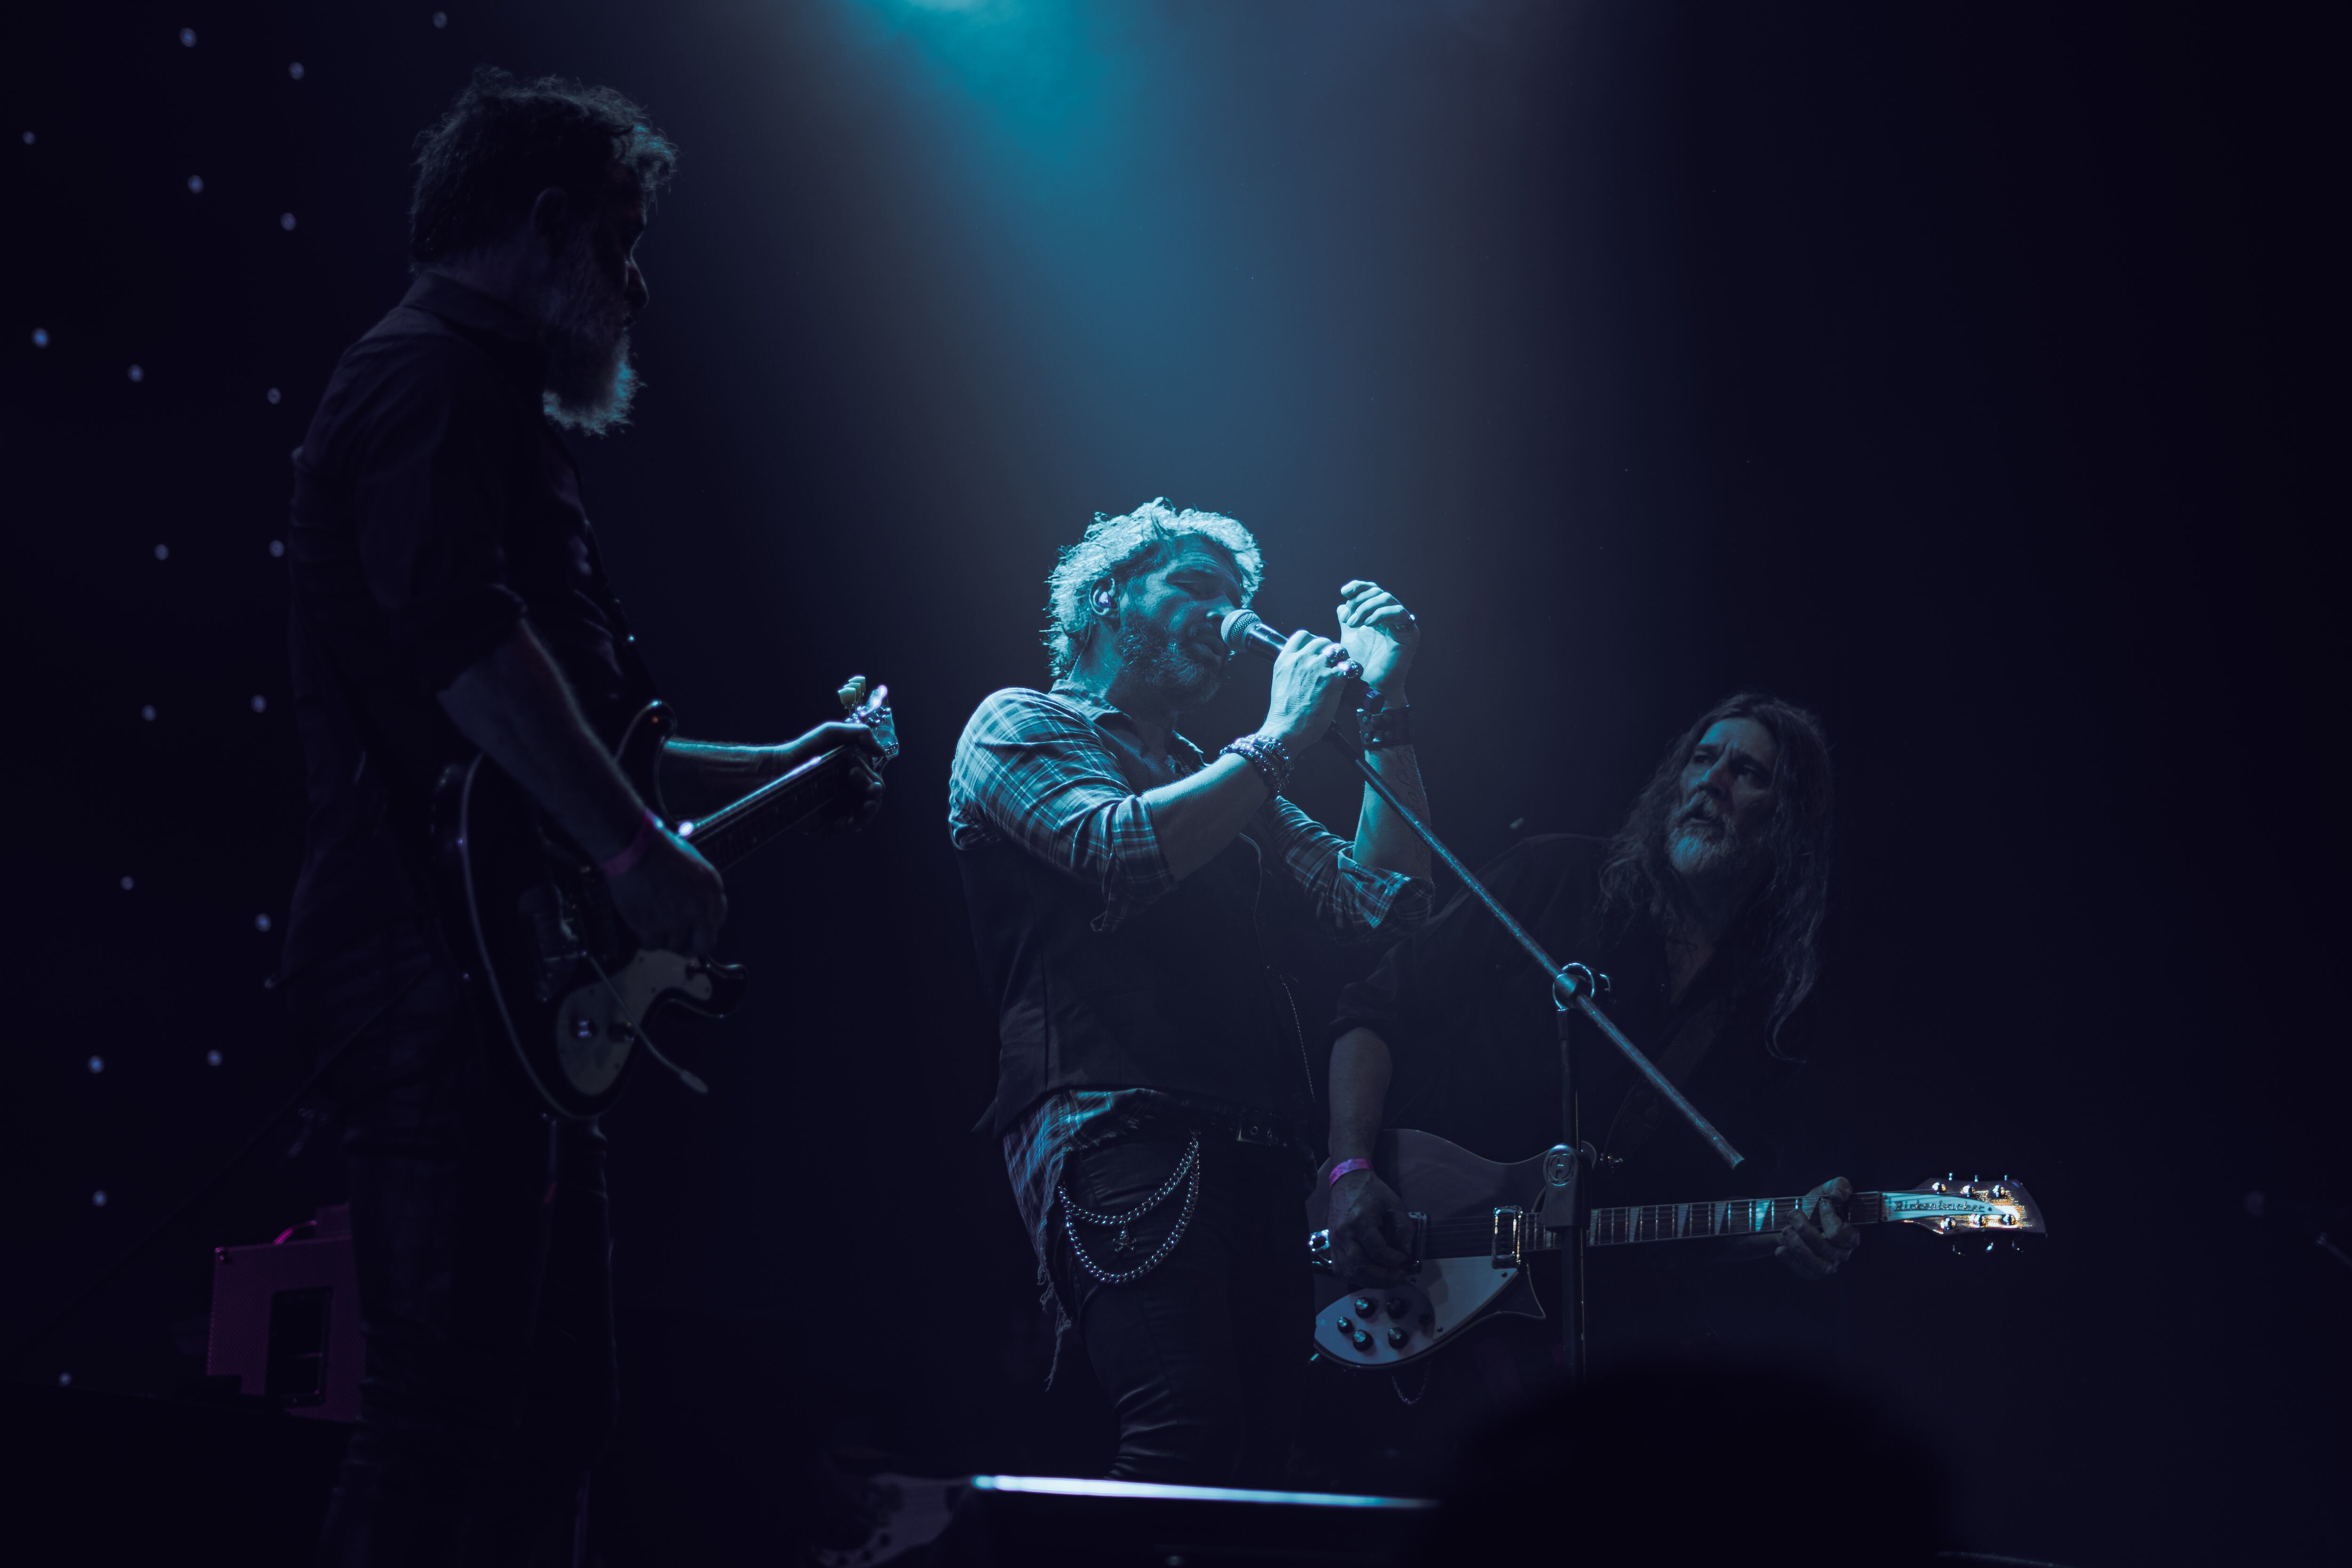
<box><xmin>538</xmin><ymin>240</ymin><xmax>638</xmax><ymax>437</ymax></box>
<box><xmin>1115</xmin><ymin>621</ymin><xmax>1225</xmax><ymax>711</ymax></box>
<box><xmin>1666</xmin><ymin>808</ymin><xmax>1756</xmax><ymax>890</ymax></box>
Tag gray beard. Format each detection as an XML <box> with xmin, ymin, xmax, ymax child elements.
<box><xmin>1115</xmin><ymin>621</ymin><xmax>1224</xmax><ymax>711</ymax></box>
<box><xmin>538</xmin><ymin>241</ymin><xmax>638</xmax><ymax>436</ymax></box>
<box><xmin>1667</xmin><ymin>814</ymin><xmax>1755</xmax><ymax>891</ymax></box>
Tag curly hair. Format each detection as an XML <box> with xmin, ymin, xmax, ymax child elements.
<box><xmin>1041</xmin><ymin>499</ymin><xmax>1264</xmax><ymax>678</ymax></box>
<box><xmin>1597</xmin><ymin>693</ymin><xmax>1835</xmax><ymax>1054</ymax></box>
<box><xmin>409</xmin><ymin>67</ymin><xmax>678</xmax><ymax>270</ymax></box>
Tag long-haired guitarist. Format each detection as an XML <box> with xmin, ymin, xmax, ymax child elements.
<box><xmin>280</xmin><ymin>71</ymin><xmax>882</xmax><ymax>1561</ymax></box>
<box><xmin>1315</xmin><ymin>696</ymin><xmax>1851</xmax><ymax>1465</ymax></box>
<box><xmin>949</xmin><ymin>501</ymin><xmax>1434</xmax><ymax>1484</ymax></box>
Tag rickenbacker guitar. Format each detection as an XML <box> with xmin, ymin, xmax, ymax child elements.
<box><xmin>432</xmin><ymin>681</ymin><xmax>899</xmax><ymax>1120</ymax></box>
<box><xmin>1303</xmin><ymin>1129</ymin><xmax>2045</xmax><ymax>1370</ymax></box>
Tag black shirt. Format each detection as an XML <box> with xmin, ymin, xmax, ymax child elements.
<box><xmin>282</xmin><ymin>274</ymin><xmax>655</xmax><ymax>973</ymax></box>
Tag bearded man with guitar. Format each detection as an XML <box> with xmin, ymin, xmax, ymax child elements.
<box><xmin>281</xmin><ymin>72</ymin><xmax>884</xmax><ymax>1562</ymax></box>
<box><xmin>1311</xmin><ymin>694</ymin><xmax>1856</xmax><ymax>1484</ymax></box>
<box><xmin>951</xmin><ymin>500</ymin><xmax>1433</xmax><ymax>1485</ymax></box>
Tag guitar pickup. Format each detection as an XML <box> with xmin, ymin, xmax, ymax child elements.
<box><xmin>1491</xmin><ymin>1206</ymin><xmax>1527</xmax><ymax>1269</ymax></box>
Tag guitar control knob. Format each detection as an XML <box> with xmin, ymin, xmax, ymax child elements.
<box><xmin>1385</xmin><ymin>1297</ymin><xmax>1408</xmax><ymax>1319</ymax></box>
<box><xmin>1354</xmin><ymin>1297</ymin><xmax>1377</xmax><ymax>1318</ymax></box>
<box><xmin>1335</xmin><ymin>1317</ymin><xmax>1353</xmax><ymax>1334</ymax></box>
<box><xmin>1385</xmin><ymin>1326</ymin><xmax>1408</xmax><ymax>1348</ymax></box>
<box><xmin>572</xmin><ymin>1017</ymin><xmax>596</xmax><ymax>1040</ymax></box>
<box><xmin>1349</xmin><ymin>1329</ymin><xmax>1373</xmax><ymax>1352</ymax></box>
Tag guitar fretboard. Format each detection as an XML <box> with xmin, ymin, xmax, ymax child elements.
<box><xmin>679</xmin><ymin>746</ymin><xmax>863</xmax><ymax>872</ymax></box>
<box><xmin>1586</xmin><ymin>1192</ymin><xmax>1884</xmax><ymax>1247</ymax></box>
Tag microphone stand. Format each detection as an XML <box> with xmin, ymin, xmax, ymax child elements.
<box><xmin>1322</xmin><ymin>710</ymin><xmax>1746</xmax><ymax>1380</ymax></box>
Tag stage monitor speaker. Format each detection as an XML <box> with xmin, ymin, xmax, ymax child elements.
<box><xmin>923</xmin><ymin>1474</ymin><xmax>1439</xmax><ymax>1568</ymax></box>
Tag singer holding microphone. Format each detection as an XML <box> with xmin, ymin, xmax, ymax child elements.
<box><xmin>949</xmin><ymin>498</ymin><xmax>1432</xmax><ymax>1483</ymax></box>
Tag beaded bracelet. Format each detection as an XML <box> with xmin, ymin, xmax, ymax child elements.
<box><xmin>1219</xmin><ymin>733</ymin><xmax>1293</xmax><ymax>796</ymax></box>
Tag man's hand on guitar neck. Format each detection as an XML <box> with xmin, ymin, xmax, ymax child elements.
<box><xmin>1774</xmin><ymin>1176</ymin><xmax>1862</xmax><ymax>1280</ymax></box>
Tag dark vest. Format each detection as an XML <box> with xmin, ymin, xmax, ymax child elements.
<box><xmin>962</xmin><ymin>735</ymin><xmax>1305</xmax><ymax>1135</ymax></box>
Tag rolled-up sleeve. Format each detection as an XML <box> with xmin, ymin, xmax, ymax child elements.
<box><xmin>349</xmin><ymin>341</ymin><xmax>527</xmax><ymax>693</ymax></box>
<box><xmin>1255</xmin><ymin>797</ymin><xmax>1432</xmax><ymax>940</ymax></box>
<box><xmin>949</xmin><ymin>689</ymin><xmax>1177</xmax><ymax>931</ymax></box>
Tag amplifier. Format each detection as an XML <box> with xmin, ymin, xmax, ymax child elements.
<box><xmin>205</xmin><ymin>1204</ymin><xmax>363</xmax><ymax>1422</ymax></box>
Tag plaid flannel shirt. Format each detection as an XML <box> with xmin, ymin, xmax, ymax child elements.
<box><xmin>951</xmin><ymin>682</ymin><xmax>1431</xmax><ymax>1335</ymax></box>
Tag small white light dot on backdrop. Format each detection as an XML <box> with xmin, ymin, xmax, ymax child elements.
<box><xmin>31</xmin><ymin>327</ymin><xmax>48</xmax><ymax>347</ymax></box>
<box><xmin>433</xmin><ymin>12</ymin><xmax>448</xmax><ymax>28</ymax></box>
<box><xmin>153</xmin><ymin>543</ymin><xmax>168</xmax><ymax>559</ymax></box>
<box><xmin>139</xmin><ymin>704</ymin><xmax>156</xmax><ymax>721</ymax></box>
<box><xmin>255</xmin><ymin>913</ymin><xmax>272</xmax><ymax>931</ymax></box>
<box><xmin>250</xmin><ymin>694</ymin><xmax>268</xmax><ymax>714</ymax></box>
<box><xmin>289</xmin><ymin>62</ymin><xmax>305</xmax><ymax>80</ymax></box>
<box><xmin>87</xmin><ymin>1055</ymin><xmax>104</xmax><ymax>1074</ymax></box>
<box><xmin>187</xmin><ymin>174</ymin><xmax>204</xmax><ymax>193</ymax></box>
<box><xmin>280</xmin><ymin>212</ymin><xmax>297</xmax><ymax>231</ymax></box>
<box><xmin>207</xmin><ymin>1049</ymin><xmax>223</xmax><ymax>1066</ymax></box>
<box><xmin>128</xmin><ymin>364</ymin><xmax>144</xmax><ymax>382</ymax></box>
<box><xmin>20</xmin><ymin>131</ymin><xmax>33</xmax><ymax>146</ymax></box>
<box><xmin>180</xmin><ymin>27</ymin><xmax>196</xmax><ymax>47</ymax></box>
<box><xmin>92</xmin><ymin>1190</ymin><xmax>108</xmax><ymax>1207</ymax></box>
<box><xmin>269</xmin><ymin>540</ymin><xmax>286</xmax><ymax>557</ymax></box>
<box><xmin>119</xmin><ymin>875</ymin><xmax>135</xmax><ymax>890</ymax></box>
<box><xmin>57</xmin><ymin>1372</ymin><xmax>72</xmax><ymax>1386</ymax></box>
<box><xmin>267</xmin><ymin>387</ymin><xmax>281</xmax><ymax>404</ymax></box>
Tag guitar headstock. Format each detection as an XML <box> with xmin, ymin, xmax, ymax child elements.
<box><xmin>836</xmin><ymin>675</ymin><xmax>900</xmax><ymax>766</ymax></box>
<box><xmin>1880</xmin><ymin>1175</ymin><xmax>2046</xmax><ymax>1237</ymax></box>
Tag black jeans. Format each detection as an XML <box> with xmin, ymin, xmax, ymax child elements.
<box><xmin>1046</xmin><ymin>1133</ymin><xmax>1310</xmax><ymax>1486</ymax></box>
<box><xmin>292</xmin><ymin>923</ymin><xmax>617</xmax><ymax>1566</ymax></box>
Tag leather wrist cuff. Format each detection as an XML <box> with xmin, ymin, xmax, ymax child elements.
<box><xmin>1356</xmin><ymin>702</ymin><xmax>1414</xmax><ymax>749</ymax></box>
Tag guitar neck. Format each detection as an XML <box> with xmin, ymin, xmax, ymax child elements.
<box><xmin>1584</xmin><ymin>1192</ymin><xmax>1886</xmax><ymax>1248</ymax></box>
<box><xmin>675</xmin><ymin>746</ymin><xmax>864</xmax><ymax>873</ymax></box>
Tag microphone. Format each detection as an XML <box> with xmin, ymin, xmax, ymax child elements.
<box><xmin>1220</xmin><ymin>609</ymin><xmax>1366</xmax><ymax>680</ymax></box>
<box><xmin>1218</xmin><ymin>608</ymin><xmax>1295</xmax><ymax>664</ymax></box>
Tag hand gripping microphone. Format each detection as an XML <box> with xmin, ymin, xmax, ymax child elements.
<box><xmin>1218</xmin><ymin>609</ymin><xmax>1363</xmax><ymax>682</ymax></box>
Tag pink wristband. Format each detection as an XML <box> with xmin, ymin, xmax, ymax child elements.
<box><xmin>597</xmin><ymin>810</ymin><xmax>660</xmax><ymax>878</ymax></box>
<box><xmin>1328</xmin><ymin>1158</ymin><xmax>1373</xmax><ymax>1187</ymax></box>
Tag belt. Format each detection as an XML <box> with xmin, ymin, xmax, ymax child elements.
<box><xmin>1188</xmin><ymin>1106</ymin><xmax>1292</xmax><ymax>1148</ymax></box>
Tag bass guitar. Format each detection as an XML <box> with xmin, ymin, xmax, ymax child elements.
<box><xmin>1303</xmin><ymin>1129</ymin><xmax>2044</xmax><ymax>1369</ymax></box>
<box><xmin>433</xmin><ymin>679</ymin><xmax>899</xmax><ymax>1119</ymax></box>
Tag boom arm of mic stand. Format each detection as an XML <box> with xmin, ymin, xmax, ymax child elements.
<box><xmin>1331</xmin><ymin>732</ymin><xmax>1746</xmax><ymax>1171</ymax></box>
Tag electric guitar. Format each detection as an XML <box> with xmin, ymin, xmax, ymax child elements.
<box><xmin>1303</xmin><ymin>1129</ymin><xmax>2044</xmax><ymax>1369</ymax></box>
<box><xmin>432</xmin><ymin>680</ymin><xmax>899</xmax><ymax>1119</ymax></box>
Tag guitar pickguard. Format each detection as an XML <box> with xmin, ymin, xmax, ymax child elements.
<box><xmin>1312</xmin><ymin>1256</ymin><xmax>1536</xmax><ymax>1369</ymax></box>
<box><xmin>552</xmin><ymin>950</ymin><xmax>715</xmax><ymax>1097</ymax></box>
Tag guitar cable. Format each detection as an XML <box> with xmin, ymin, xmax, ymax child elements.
<box><xmin>4</xmin><ymin>967</ymin><xmax>427</xmax><ymax>1379</ymax></box>
<box><xmin>580</xmin><ymin>952</ymin><xmax>707</xmax><ymax>1096</ymax></box>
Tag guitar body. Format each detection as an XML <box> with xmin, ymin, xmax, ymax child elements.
<box><xmin>433</xmin><ymin>700</ymin><xmax>748</xmax><ymax>1120</ymax></box>
<box><xmin>1303</xmin><ymin>1130</ymin><xmax>1549</xmax><ymax>1370</ymax></box>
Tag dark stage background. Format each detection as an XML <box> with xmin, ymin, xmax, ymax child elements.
<box><xmin>4</xmin><ymin>3</ymin><xmax>2344</xmax><ymax>1564</ymax></box>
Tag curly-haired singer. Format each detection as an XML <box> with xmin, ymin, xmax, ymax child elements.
<box><xmin>949</xmin><ymin>500</ymin><xmax>1434</xmax><ymax>1482</ymax></box>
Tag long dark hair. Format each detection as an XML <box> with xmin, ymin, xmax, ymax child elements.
<box><xmin>1597</xmin><ymin>693</ymin><xmax>1834</xmax><ymax>1054</ymax></box>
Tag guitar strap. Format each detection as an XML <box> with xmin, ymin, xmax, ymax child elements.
<box><xmin>1598</xmin><ymin>990</ymin><xmax>1733</xmax><ymax>1162</ymax></box>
